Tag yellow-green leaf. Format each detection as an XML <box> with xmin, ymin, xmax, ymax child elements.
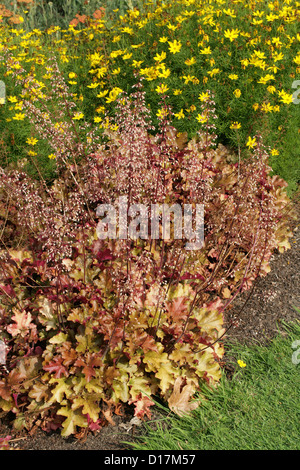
<box><xmin>57</xmin><ymin>406</ymin><xmax>87</xmax><ymax>437</ymax></box>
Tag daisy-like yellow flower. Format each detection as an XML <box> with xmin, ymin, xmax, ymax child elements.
<box><xmin>230</xmin><ymin>122</ymin><xmax>241</xmax><ymax>130</ymax></box>
<box><xmin>196</xmin><ymin>113</ymin><xmax>208</xmax><ymax>123</ymax></box>
<box><xmin>233</xmin><ymin>89</ymin><xmax>241</xmax><ymax>98</ymax></box>
<box><xmin>72</xmin><ymin>112</ymin><xmax>84</xmax><ymax>120</ymax></box>
<box><xmin>156</xmin><ymin>108</ymin><xmax>169</xmax><ymax>119</ymax></box>
<box><xmin>278</xmin><ymin>90</ymin><xmax>294</xmax><ymax>104</ymax></box>
<box><xmin>112</xmin><ymin>68</ymin><xmax>121</xmax><ymax>75</ymax></box>
<box><xmin>198</xmin><ymin>91</ymin><xmax>210</xmax><ymax>102</ymax></box>
<box><xmin>246</xmin><ymin>136</ymin><xmax>257</xmax><ymax>149</ymax></box>
<box><xmin>207</xmin><ymin>68</ymin><xmax>220</xmax><ymax>77</ymax></box>
<box><xmin>12</xmin><ymin>113</ymin><xmax>25</xmax><ymax>121</ymax></box>
<box><xmin>261</xmin><ymin>102</ymin><xmax>273</xmax><ymax>113</ymax></box>
<box><xmin>69</xmin><ymin>72</ymin><xmax>76</xmax><ymax>79</ymax></box>
<box><xmin>122</xmin><ymin>52</ymin><xmax>133</xmax><ymax>60</ymax></box>
<box><xmin>94</xmin><ymin>116</ymin><xmax>102</xmax><ymax>123</ymax></box>
<box><xmin>26</xmin><ymin>137</ymin><xmax>38</xmax><ymax>146</ymax></box>
<box><xmin>87</xmin><ymin>82</ymin><xmax>99</xmax><ymax>89</ymax></box>
<box><xmin>271</xmin><ymin>148</ymin><xmax>279</xmax><ymax>156</ymax></box>
<box><xmin>97</xmin><ymin>90</ymin><xmax>108</xmax><ymax>98</ymax></box>
<box><xmin>106</xmin><ymin>87</ymin><xmax>123</xmax><ymax>103</ymax></box>
<box><xmin>48</xmin><ymin>153</ymin><xmax>56</xmax><ymax>160</ymax></box>
<box><xmin>228</xmin><ymin>74</ymin><xmax>238</xmax><ymax>80</ymax></box>
<box><xmin>110</xmin><ymin>50</ymin><xmax>123</xmax><ymax>59</ymax></box>
<box><xmin>224</xmin><ymin>28</ymin><xmax>240</xmax><ymax>42</ymax></box>
<box><xmin>173</xmin><ymin>89</ymin><xmax>182</xmax><ymax>96</ymax></box>
<box><xmin>154</xmin><ymin>51</ymin><xmax>167</xmax><ymax>62</ymax></box>
<box><xmin>156</xmin><ymin>83</ymin><xmax>169</xmax><ymax>94</ymax></box>
<box><xmin>159</xmin><ymin>36</ymin><xmax>168</xmax><ymax>43</ymax></box>
<box><xmin>131</xmin><ymin>60</ymin><xmax>143</xmax><ymax>68</ymax></box>
<box><xmin>223</xmin><ymin>8</ymin><xmax>236</xmax><ymax>18</ymax></box>
<box><xmin>185</xmin><ymin>57</ymin><xmax>196</xmax><ymax>66</ymax></box>
<box><xmin>168</xmin><ymin>39</ymin><xmax>182</xmax><ymax>54</ymax></box>
<box><xmin>27</xmin><ymin>150</ymin><xmax>37</xmax><ymax>156</ymax></box>
<box><xmin>174</xmin><ymin>108</ymin><xmax>185</xmax><ymax>120</ymax></box>
<box><xmin>253</xmin><ymin>103</ymin><xmax>259</xmax><ymax>111</ymax></box>
<box><xmin>121</xmin><ymin>26</ymin><xmax>134</xmax><ymax>35</ymax></box>
<box><xmin>237</xmin><ymin>360</ymin><xmax>246</xmax><ymax>368</ymax></box>
<box><xmin>157</xmin><ymin>64</ymin><xmax>171</xmax><ymax>79</ymax></box>
<box><xmin>257</xmin><ymin>74</ymin><xmax>275</xmax><ymax>85</ymax></box>
<box><xmin>199</xmin><ymin>46</ymin><xmax>212</xmax><ymax>55</ymax></box>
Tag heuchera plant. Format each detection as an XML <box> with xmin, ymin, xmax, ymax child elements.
<box><xmin>0</xmin><ymin>59</ymin><xmax>295</xmax><ymax>437</ymax></box>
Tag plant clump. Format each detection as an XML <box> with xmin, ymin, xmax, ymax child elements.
<box><xmin>0</xmin><ymin>69</ymin><xmax>295</xmax><ymax>437</ymax></box>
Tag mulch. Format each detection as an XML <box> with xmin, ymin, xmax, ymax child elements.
<box><xmin>1</xmin><ymin>199</ymin><xmax>299</xmax><ymax>451</ymax></box>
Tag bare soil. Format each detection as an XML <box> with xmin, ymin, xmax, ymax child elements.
<box><xmin>1</xmin><ymin>201</ymin><xmax>299</xmax><ymax>451</ymax></box>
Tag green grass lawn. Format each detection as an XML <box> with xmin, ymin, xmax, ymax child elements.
<box><xmin>129</xmin><ymin>320</ymin><xmax>300</xmax><ymax>450</ymax></box>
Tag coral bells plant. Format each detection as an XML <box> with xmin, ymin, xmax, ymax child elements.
<box><xmin>0</xmin><ymin>74</ymin><xmax>295</xmax><ymax>437</ymax></box>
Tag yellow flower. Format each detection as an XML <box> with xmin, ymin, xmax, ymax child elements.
<box><xmin>207</xmin><ymin>68</ymin><xmax>220</xmax><ymax>77</ymax></box>
<box><xmin>230</xmin><ymin>122</ymin><xmax>241</xmax><ymax>130</ymax></box>
<box><xmin>121</xmin><ymin>27</ymin><xmax>134</xmax><ymax>35</ymax></box>
<box><xmin>237</xmin><ymin>360</ymin><xmax>246</xmax><ymax>368</ymax></box>
<box><xmin>14</xmin><ymin>101</ymin><xmax>23</xmax><ymax>110</ymax></box>
<box><xmin>112</xmin><ymin>68</ymin><xmax>121</xmax><ymax>75</ymax></box>
<box><xmin>185</xmin><ymin>57</ymin><xmax>196</xmax><ymax>66</ymax></box>
<box><xmin>228</xmin><ymin>74</ymin><xmax>238</xmax><ymax>80</ymax></box>
<box><xmin>233</xmin><ymin>89</ymin><xmax>241</xmax><ymax>98</ymax></box>
<box><xmin>224</xmin><ymin>28</ymin><xmax>240</xmax><ymax>42</ymax></box>
<box><xmin>154</xmin><ymin>51</ymin><xmax>167</xmax><ymax>62</ymax></box>
<box><xmin>87</xmin><ymin>82</ymin><xmax>99</xmax><ymax>89</ymax></box>
<box><xmin>196</xmin><ymin>113</ymin><xmax>208</xmax><ymax>123</ymax></box>
<box><xmin>278</xmin><ymin>91</ymin><xmax>294</xmax><ymax>104</ymax></box>
<box><xmin>168</xmin><ymin>39</ymin><xmax>182</xmax><ymax>54</ymax></box>
<box><xmin>223</xmin><ymin>8</ymin><xmax>236</xmax><ymax>18</ymax></box>
<box><xmin>261</xmin><ymin>102</ymin><xmax>273</xmax><ymax>113</ymax></box>
<box><xmin>131</xmin><ymin>60</ymin><xmax>143</xmax><ymax>68</ymax></box>
<box><xmin>174</xmin><ymin>109</ymin><xmax>185</xmax><ymax>120</ymax></box>
<box><xmin>122</xmin><ymin>52</ymin><xmax>133</xmax><ymax>60</ymax></box>
<box><xmin>69</xmin><ymin>72</ymin><xmax>76</xmax><ymax>79</ymax></box>
<box><xmin>48</xmin><ymin>154</ymin><xmax>56</xmax><ymax>160</ymax></box>
<box><xmin>106</xmin><ymin>87</ymin><xmax>123</xmax><ymax>103</ymax></box>
<box><xmin>173</xmin><ymin>89</ymin><xmax>182</xmax><ymax>96</ymax></box>
<box><xmin>156</xmin><ymin>108</ymin><xmax>169</xmax><ymax>119</ymax></box>
<box><xmin>200</xmin><ymin>46</ymin><xmax>212</xmax><ymax>55</ymax></box>
<box><xmin>246</xmin><ymin>136</ymin><xmax>257</xmax><ymax>149</ymax></box>
<box><xmin>257</xmin><ymin>74</ymin><xmax>275</xmax><ymax>84</ymax></box>
<box><xmin>12</xmin><ymin>113</ymin><xmax>25</xmax><ymax>121</ymax></box>
<box><xmin>72</xmin><ymin>112</ymin><xmax>84</xmax><ymax>120</ymax></box>
<box><xmin>156</xmin><ymin>83</ymin><xmax>169</xmax><ymax>94</ymax></box>
<box><xmin>253</xmin><ymin>103</ymin><xmax>259</xmax><ymax>111</ymax></box>
<box><xmin>94</xmin><ymin>116</ymin><xmax>102</xmax><ymax>123</ymax></box>
<box><xmin>198</xmin><ymin>91</ymin><xmax>210</xmax><ymax>102</ymax></box>
<box><xmin>159</xmin><ymin>36</ymin><xmax>168</xmax><ymax>43</ymax></box>
<box><xmin>271</xmin><ymin>148</ymin><xmax>279</xmax><ymax>156</ymax></box>
<box><xmin>157</xmin><ymin>64</ymin><xmax>171</xmax><ymax>79</ymax></box>
<box><xmin>97</xmin><ymin>90</ymin><xmax>108</xmax><ymax>98</ymax></box>
<box><xmin>27</xmin><ymin>150</ymin><xmax>37</xmax><ymax>156</ymax></box>
<box><xmin>26</xmin><ymin>137</ymin><xmax>38</xmax><ymax>146</ymax></box>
